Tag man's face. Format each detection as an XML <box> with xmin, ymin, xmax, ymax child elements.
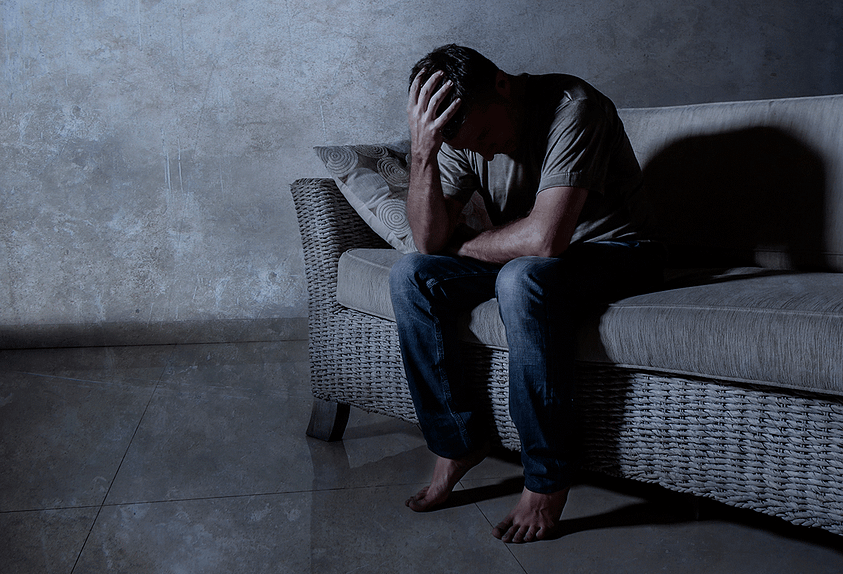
<box><xmin>445</xmin><ymin>99</ymin><xmax>519</xmax><ymax>162</ymax></box>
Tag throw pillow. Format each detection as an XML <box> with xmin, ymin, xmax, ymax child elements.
<box><xmin>315</xmin><ymin>143</ymin><xmax>492</xmax><ymax>253</ymax></box>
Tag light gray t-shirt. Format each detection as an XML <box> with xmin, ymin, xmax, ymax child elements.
<box><xmin>438</xmin><ymin>73</ymin><xmax>649</xmax><ymax>244</ymax></box>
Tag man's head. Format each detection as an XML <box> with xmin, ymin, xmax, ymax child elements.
<box><xmin>409</xmin><ymin>44</ymin><xmax>501</xmax><ymax>142</ymax></box>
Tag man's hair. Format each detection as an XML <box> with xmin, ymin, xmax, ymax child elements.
<box><xmin>409</xmin><ymin>44</ymin><xmax>500</xmax><ymax>140</ymax></box>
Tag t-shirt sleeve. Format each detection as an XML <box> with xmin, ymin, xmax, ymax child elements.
<box><xmin>538</xmin><ymin>98</ymin><xmax>619</xmax><ymax>195</ymax></box>
<box><xmin>437</xmin><ymin>144</ymin><xmax>479</xmax><ymax>205</ymax></box>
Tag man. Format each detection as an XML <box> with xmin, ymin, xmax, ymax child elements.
<box><xmin>389</xmin><ymin>45</ymin><xmax>663</xmax><ymax>543</ymax></box>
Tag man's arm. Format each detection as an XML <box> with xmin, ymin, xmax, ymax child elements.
<box><xmin>452</xmin><ymin>185</ymin><xmax>589</xmax><ymax>264</ymax></box>
<box><xmin>406</xmin><ymin>70</ymin><xmax>465</xmax><ymax>254</ymax></box>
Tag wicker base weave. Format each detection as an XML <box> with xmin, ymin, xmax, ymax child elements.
<box><xmin>292</xmin><ymin>177</ymin><xmax>843</xmax><ymax>535</ymax></box>
<box><xmin>576</xmin><ymin>364</ymin><xmax>843</xmax><ymax>532</ymax></box>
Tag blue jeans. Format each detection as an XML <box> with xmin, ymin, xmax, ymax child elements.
<box><xmin>388</xmin><ymin>240</ymin><xmax>665</xmax><ymax>494</ymax></box>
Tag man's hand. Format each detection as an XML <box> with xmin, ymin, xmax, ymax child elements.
<box><xmin>406</xmin><ymin>70</ymin><xmax>466</xmax><ymax>255</ymax></box>
<box><xmin>407</xmin><ymin>70</ymin><xmax>462</xmax><ymax>161</ymax></box>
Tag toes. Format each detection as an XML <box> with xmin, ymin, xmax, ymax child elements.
<box><xmin>521</xmin><ymin>526</ymin><xmax>541</xmax><ymax>543</ymax></box>
<box><xmin>492</xmin><ymin>520</ymin><xmax>519</xmax><ymax>542</ymax></box>
<box><xmin>511</xmin><ymin>525</ymin><xmax>534</xmax><ymax>544</ymax></box>
<box><xmin>406</xmin><ymin>487</ymin><xmax>431</xmax><ymax>511</ymax></box>
<box><xmin>502</xmin><ymin>524</ymin><xmax>523</xmax><ymax>544</ymax></box>
<box><xmin>493</xmin><ymin>522</ymin><xmax>547</xmax><ymax>544</ymax></box>
<box><xmin>491</xmin><ymin>520</ymin><xmax>511</xmax><ymax>540</ymax></box>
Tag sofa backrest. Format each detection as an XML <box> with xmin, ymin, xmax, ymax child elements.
<box><xmin>619</xmin><ymin>94</ymin><xmax>843</xmax><ymax>271</ymax></box>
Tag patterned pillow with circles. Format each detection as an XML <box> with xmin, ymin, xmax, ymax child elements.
<box><xmin>315</xmin><ymin>143</ymin><xmax>415</xmax><ymax>252</ymax></box>
<box><xmin>315</xmin><ymin>143</ymin><xmax>492</xmax><ymax>253</ymax></box>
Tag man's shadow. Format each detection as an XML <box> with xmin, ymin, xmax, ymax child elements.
<box><xmin>640</xmin><ymin>126</ymin><xmax>828</xmax><ymax>270</ymax></box>
<box><xmin>444</xmin><ymin>465</ymin><xmax>843</xmax><ymax>548</ymax></box>
<box><xmin>439</xmin><ymin>473</ymin><xmax>693</xmax><ymax>544</ymax></box>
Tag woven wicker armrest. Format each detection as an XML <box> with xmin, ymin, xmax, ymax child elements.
<box><xmin>290</xmin><ymin>178</ymin><xmax>390</xmax><ymax>318</ymax></box>
<box><xmin>290</xmin><ymin>178</ymin><xmax>394</xmax><ymax>440</ymax></box>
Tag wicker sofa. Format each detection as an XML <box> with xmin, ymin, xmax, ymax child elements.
<box><xmin>291</xmin><ymin>93</ymin><xmax>843</xmax><ymax>535</ymax></box>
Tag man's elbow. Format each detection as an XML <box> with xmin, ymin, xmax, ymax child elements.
<box><xmin>412</xmin><ymin>223</ymin><xmax>458</xmax><ymax>255</ymax></box>
<box><xmin>414</xmin><ymin>243</ymin><xmax>437</xmax><ymax>255</ymax></box>
<box><xmin>413</xmin><ymin>235</ymin><xmax>445</xmax><ymax>255</ymax></box>
<box><xmin>530</xmin><ymin>233</ymin><xmax>569</xmax><ymax>258</ymax></box>
<box><xmin>533</xmin><ymin>245</ymin><xmax>567</xmax><ymax>258</ymax></box>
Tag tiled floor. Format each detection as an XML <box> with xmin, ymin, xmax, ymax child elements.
<box><xmin>1</xmin><ymin>341</ymin><xmax>841</xmax><ymax>573</ymax></box>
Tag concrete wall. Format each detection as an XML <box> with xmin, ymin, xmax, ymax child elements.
<box><xmin>2</xmin><ymin>0</ymin><xmax>842</xmax><ymax>347</ymax></box>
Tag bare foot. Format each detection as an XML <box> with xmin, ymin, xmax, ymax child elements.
<box><xmin>406</xmin><ymin>447</ymin><xmax>488</xmax><ymax>512</ymax></box>
<box><xmin>492</xmin><ymin>486</ymin><xmax>569</xmax><ymax>543</ymax></box>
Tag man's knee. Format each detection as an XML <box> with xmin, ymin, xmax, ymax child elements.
<box><xmin>389</xmin><ymin>252</ymin><xmax>431</xmax><ymax>295</ymax></box>
<box><xmin>495</xmin><ymin>256</ymin><xmax>560</xmax><ymax>305</ymax></box>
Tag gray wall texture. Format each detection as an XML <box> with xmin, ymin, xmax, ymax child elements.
<box><xmin>1</xmin><ymin>0</ymin><xmax>842</xmax><ymax>346</ymax></box>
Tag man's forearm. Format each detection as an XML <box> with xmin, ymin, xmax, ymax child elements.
<box><xmin>453</xmin><ymin>186</ymin><xmax>590</xmax><ymax>264</ymax></box>
<box><xmin>453</xmin><ymin>218</ymin><xmax>545</xmax><ymax>264</ymax></box>
<box><xmin>407</xmin><ymin>155</ymin><xmax>455</xmax><ymax>254</ymax></box>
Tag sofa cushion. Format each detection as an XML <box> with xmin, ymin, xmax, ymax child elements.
<box><xmin>579</xmin><ymin>269</ymin><xmax>843</xmax><ymax>397</ymax></box>
<box><xmin>338</xmin><ymin>248</ymin><xmax>843</xmax><ymax>397</ymax></box>
<box><xmin>336</xmin><ymin>248</ymin><xmax>405</xmax><ymax>321</ymax></box>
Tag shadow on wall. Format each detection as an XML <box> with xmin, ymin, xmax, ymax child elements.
<box><xmin>642</xmin><ymin>127</ymin><xmax>828</xmax><ymax>270</ymax></box>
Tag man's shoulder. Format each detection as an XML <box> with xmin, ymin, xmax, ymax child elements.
<box><xmin>524</xmin><ymin>74</ymin><xmax>618</xmax><ymax>129</ymax></box>
<box><xmin>524</xmin><ymin>73</ymin><xmax>596</xmax><ymax>101</ymax></box>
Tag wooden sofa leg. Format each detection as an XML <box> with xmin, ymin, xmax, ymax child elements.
<box><xmin>306</xmin><ymin>398</ymin><xmax>351</xmax><ymax>441</ymax></box>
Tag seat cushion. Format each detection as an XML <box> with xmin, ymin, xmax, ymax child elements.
<box><xmin>337</xmin><ymin>249</ymin><xmax>843</xmax><ymax>397</ymax></box>
<box><xmin>580</xmin><ymin>269</ymin><xmax>843</xmax><ymax>396</ymax></box>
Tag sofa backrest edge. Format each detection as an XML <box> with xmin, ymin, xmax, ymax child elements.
<box><xmin>619</xmin><ymin>94</ymin><xmax>843</xmax><ymax>271</ymax></box>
